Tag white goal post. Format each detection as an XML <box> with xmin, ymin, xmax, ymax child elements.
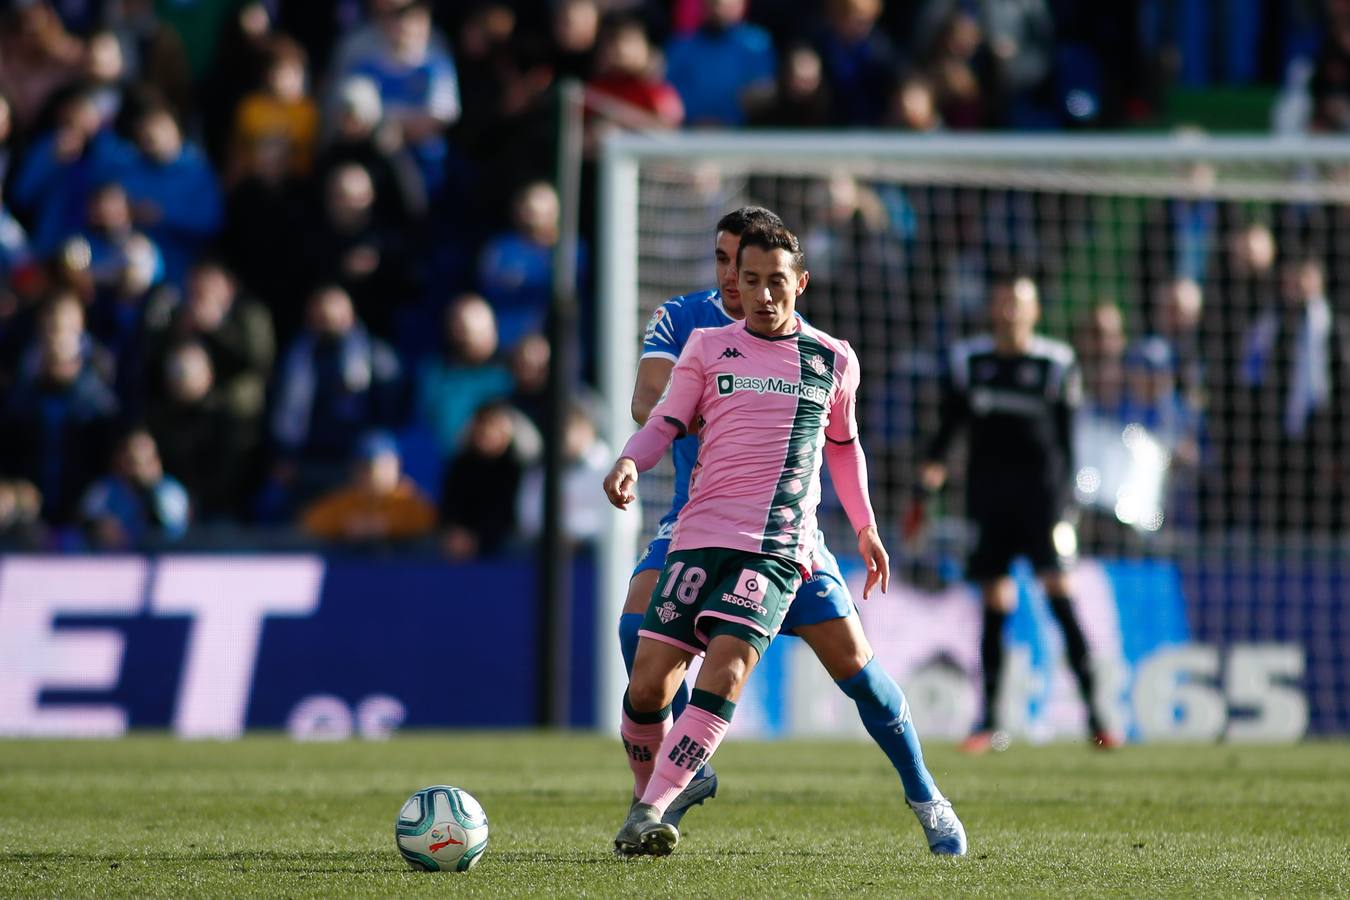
<box><xmin>595</xmin><ymin>131</ymin><xmax>1350</xmax><ymax>736</ymax></box>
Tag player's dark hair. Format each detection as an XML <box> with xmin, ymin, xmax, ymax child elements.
<box><xmin>736</xmin><ymin>223</ymin><xmax>805</xmax><ymax>273</ymax></box>
<box><xmin>716</xmin><ymin>206</ymin><xmax>784</xmax><ymax>237</ymax></box>
<box><xmin>988</xmin><ymin>269</ymin><xmax>1038</xmax><ymax>295</ymax></box>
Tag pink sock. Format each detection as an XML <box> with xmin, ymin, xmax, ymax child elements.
<box><xmin>620</xmin><ymin>710</ymin><xmax>672</xmax><ymax>797</ymax></box>
<box><xmin>640</xmin><ymin>706</ymin><xmax>731</xmax><ymax>814</ymax></box>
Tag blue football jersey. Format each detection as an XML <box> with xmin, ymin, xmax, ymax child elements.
<box><xmin>640</xmin><ymin>289</ymin><xmax>732</xmax><ymax>526</ymax></box>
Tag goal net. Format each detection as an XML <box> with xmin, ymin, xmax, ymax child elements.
<box><xmin>596</xmin><ymin>134</ymin><xmax>1350</xmax><ymax>740</ymax></box>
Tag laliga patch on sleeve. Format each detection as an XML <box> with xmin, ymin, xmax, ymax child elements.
<box><xmin>644</xmin><ymin>307</ymin><xmax>667</xmax><ymax>341</ymax></box>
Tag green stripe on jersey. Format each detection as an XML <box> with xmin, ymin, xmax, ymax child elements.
<box><xmin>760</xmin><ymin>334</ymin><xmax>836</xmax><ymax>556</ymax></box>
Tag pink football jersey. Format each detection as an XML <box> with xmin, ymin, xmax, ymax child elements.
<box><xmin>646</xmin><ymin>319</ymin><xmax>860</xmax><ymax>571</ymax></box>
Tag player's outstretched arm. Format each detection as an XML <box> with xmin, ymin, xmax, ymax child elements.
<box><xmin>822</xmin><ymin>344</ymin><xmax>887</xmax><ymax>597</ymax></box>
<box><xmin>824</xmin><ymin>437</ymin><xmax>887</xmax><ymax>599</ymax></box>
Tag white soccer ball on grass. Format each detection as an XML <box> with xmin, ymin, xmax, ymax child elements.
<box><xmin>395</xmin><ymin>785</ymin><xmax>489</xmax><ymax>872</ymax></box>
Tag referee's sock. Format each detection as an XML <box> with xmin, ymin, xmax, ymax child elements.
<box><xmin>836</xmin><ymin>658</ymin><xmax>939</xmax><ymax>802</ymax></box>
<box><xmin>1046</xmin><ymin>594</ymin><xmax>1104</xmax><ymax>734</ymax></box>
<box><xmin>980</xmin><ymin>607</ymin><xmax>1009</xmax><ymax>732</ymax></box>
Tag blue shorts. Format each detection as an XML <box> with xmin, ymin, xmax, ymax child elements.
<box><xmin>631</xmin><ymin>524</ymin><xmax>855</xmax><ymax>633</ymax></box>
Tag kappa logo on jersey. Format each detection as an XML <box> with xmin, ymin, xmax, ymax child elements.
<box><xmin>808</xmin><ymin>354</ymin><xmax>827</xmax><ymax>377</ymax></box>
<box><xmin>655</xmin><ymin>601</ymin><xmax>680</xmax><ymax>624</ymax></box>
<box><xmin>714</xmin><ymin>373</ymin><xmax>828</xmax><ymax>404</ymax></box>
<box><xmin>718</xmin><ymin>347</ymin><xmax>745</xmax><ymax>359</ymax></box>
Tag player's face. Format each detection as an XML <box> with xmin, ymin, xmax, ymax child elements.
<box><xmin>714</xmin><ymin>229</ymin><xmax>742</xmax><ymax>313</ymax></box>
<box><xmin>991</xmin><ymin>278</ymin><xmax>1039</xmax><ymax>344</ymax></box>
<box><xmin>738</xmin><ymin>245</ymin><xmax>808</xmax><ymax>336</ymax></box>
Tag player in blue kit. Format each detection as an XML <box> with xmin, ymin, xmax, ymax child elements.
<box><xmin>617</xmin><ymin>207</ymin><xmax>966</xmax><ymax>855</ymax></box>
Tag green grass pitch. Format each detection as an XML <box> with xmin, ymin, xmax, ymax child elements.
<box><xmin>0</xmin><ymin>734</ymin><xmax>1346</xmax><ymax>897</ymax></box>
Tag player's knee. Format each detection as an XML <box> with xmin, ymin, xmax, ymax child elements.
<box><xmin>697</xmin><ymin>633</ymin><xmax>760</xmax><ymax>699</ymax></box>
<box><xmin>625</xmin><ymin>675</ymin><xmax>671</xmax><ymax>713</ymax></box>
<box><xmin>806</xmin><ymin>629</ymin><xmax>871</xmax><ymax>681</ymax></box>
<box><xmin>693</xmin><ymin>665</ymin><xmax>748</xmax><ymax>700</ymax></box>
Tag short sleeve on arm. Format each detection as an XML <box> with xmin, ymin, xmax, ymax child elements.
<box><xmin>824</xmin><ymin>343</ymin><xmax>861</xmax><ymax>444</ymax></box>
<box><xmin>641</xmin><ymin>299</ymin><xmax>689</xmax><ymax>363</ymax></box>
<box><xmin>647</xmin><ymin>328</ymin><xmax>707</xmax><ymax>433</ymax></box>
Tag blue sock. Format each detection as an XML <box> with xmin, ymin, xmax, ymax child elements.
<box><xmin>836</xmin><ymin>658</ymin><xmax>939</xmax><ymax>803</ymax></box>
<box><xmin>618</xmin><ymin>611</ymin><xmax>698</xmax><ymax>770</ymax></box>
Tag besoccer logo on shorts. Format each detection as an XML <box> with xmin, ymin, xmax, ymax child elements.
<box><xmin>734</xmin><ymin>570</ymin><xmax>767</xmax><ymax>605</ymax></box>
<box><xmin>721</xmin><ymin>569</ymin><xmax>769</xmax><ymax>615</ymax></box>
<box><xmin>716</xmin><ymin>374</ymin><xmax>735</xmax><ymax>396</ymax></box>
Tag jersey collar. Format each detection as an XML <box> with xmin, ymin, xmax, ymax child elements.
<box><xmin>742</xmin><ymin>318</ymin><xmax>802</xmax><ymax>341</ymax></box>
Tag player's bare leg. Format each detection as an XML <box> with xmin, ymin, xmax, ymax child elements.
<box><xmin>963</xmin><ymin>576</ymin><xmax>1017</xmax><ymax>754</ymax></box>
<box><xmin>618</xmin><ymin>569</ymin><xmax>718</xmax><ymax>827</ymax></box>
<box><xmin>618</xmin><ymin>633</ymin><xmax>759</xmax><ymax>858</ymax></box>
<box><xmin>797</xmin><ymin>614</ymin><xmax>967</xmax><ymax>855</ymax></box>
<box><xmin>616</xmin><ymin>637</ymin><xmax>693</xmax><ymax>857</ymax></box>
<box><xmin>627</xmin><ymin>637</ymin><xmax>694</xmax><ymax>713</ymax></box>
<box><xmin>1038</xmin><ymin>569</ymin><xmax>1117</xmax><ymax>748</ymax></box>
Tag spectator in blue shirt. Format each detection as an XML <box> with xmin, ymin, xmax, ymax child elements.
<box><xmin>665</xmin><ymin>0</ymin><xmax>776</xmax><ymax>127</ymax></box>
<box><xmin>1</xmin><ymin>294</ymin><xmax>120</xmax><ymax>526</ymax></box>
<box><xmin>814</xmin><ymin>0</ymin><xmax>903</xmax><ymax>125</ymax></box>
<box><xmin>270</xmin><ymin>284</ymin><xmax>405</xmax><ymax>506</ymax></box>
<box><xmin>11</xmin><ymin>89</ymin><xmax>124</xmax><ymax>257</ymax></box>
<box><xmin>79</xmin><ymin>427</ymin><xmax>190</xmax><ymax>550</ymax></box>
<box><xmin>416</xmin><ymin>293</ymin><xmax>514</xmax><ymax>460</ymax></box>
<box><xmin>477</xmin><ymin>180</ymin><xmax>587</xmax><ymax>351</ymax></box>
<box><xmin>338</xmin><ymin>0</ymin><xmax>460</xmax><ymax>200</ymax></box>
<box><xmin>117</xmin><ymin>104</ymin><xmax>223</xmax><ymax>284</ymax></box>
<box><xmin>63</xmin><ymin>182</ymin><xmax>164</xmax><ymax>381</ymax></box>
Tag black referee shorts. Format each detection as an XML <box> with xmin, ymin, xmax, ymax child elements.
<box><xmin>966</xmin><ymin>494</ymin><xmax>1070</xmax><ymax>581</ymax></box>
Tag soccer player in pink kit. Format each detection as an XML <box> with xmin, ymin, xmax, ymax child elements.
<box><xmin>603</xmin><ymin>223</ymin><xmax>965</xmax><ymax>858</ymax></box>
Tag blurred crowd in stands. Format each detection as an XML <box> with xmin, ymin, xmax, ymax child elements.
<box><xmin>0</xmin><ymin>0</ymin><xmax>1341</xmax><ymax>554</ymax></box>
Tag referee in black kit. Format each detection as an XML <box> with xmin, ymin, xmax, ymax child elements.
<box><xmin>919</xmin><ymin>273</ymin><xmax>1117</xmax><ymax>752</ymax></box>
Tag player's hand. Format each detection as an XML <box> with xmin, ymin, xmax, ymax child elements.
<box><xmin>603</xmin><ymin>457</ymin><xmax>638</xmax><ymax>509</ymax></box>
<box><xmin>919</xmin><ymin>461</ymin><xmax>947</xmax><ymax>492</ymax></box>
<box><xmin>856</xmin><ymin>524</ymin><xmax>890</xmax><ymax>600</ymax></box>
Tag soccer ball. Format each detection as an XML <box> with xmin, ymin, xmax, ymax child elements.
<box><xmin>395</xmin><ymin>785</ymin><xmax>489</xmax><ymax>872</ymax></box>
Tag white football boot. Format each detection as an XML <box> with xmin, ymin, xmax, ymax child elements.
<box><xmin>907</xmin><ymin>796</ymin><xmax>968</xmax><ymax>856</ymax></box>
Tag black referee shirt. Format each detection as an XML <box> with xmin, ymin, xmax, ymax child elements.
<box><xmin>925</xmin><ymin>334</ymin><xmax>1079</xmax><ymax>514</ymax></box>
